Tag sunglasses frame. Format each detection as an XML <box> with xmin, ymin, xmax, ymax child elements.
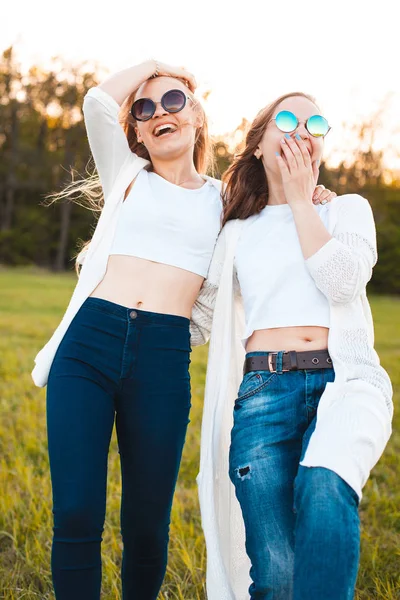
<box><xmin>131</xmin><ymin>89</ymin><xmax>194</xmax><ymax>122</ymax></box>
<box><xmin>270</xmin><ymin>110</ymin><xmax>331</xmax><ymax>138</ymax></box>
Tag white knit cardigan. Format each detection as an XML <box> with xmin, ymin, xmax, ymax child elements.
<box><xmin>193</xmin><ymin>197</ymin><xmax>393</xmax><ymax>600</ymax></box>
<box><xmin>31</xmin><ymin>86</ymin><xmax>222</xmax><ymax>387</ymax></box>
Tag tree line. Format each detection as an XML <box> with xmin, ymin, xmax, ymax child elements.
<box><xmin>1</xmin><ymin>47</ymin><xmax>399</xmax><ymax>293</ymax></box>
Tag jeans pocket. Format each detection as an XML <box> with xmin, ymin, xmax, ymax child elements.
<box><xmin>235</xmin><ymin>371</ymin><xmax>276</xmax><ymax>406</ymax></box>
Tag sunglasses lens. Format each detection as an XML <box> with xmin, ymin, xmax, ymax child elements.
<box><xmin>132</xmin><ymin>98</ymin><xmax>155</xmax><ymax>121</ymax></box>
<box><xmin>307</xmin><ymin>115</ymin><xmax>330</xmax><ymax>137</ymax></box>
<box><xmin>163</xmin><ymin>89</ymin><xmax>186</xmax><ymax>113</ymax></box>
<box><xmin>275</xmin><ymin>111</ymin><xmax>298</xmax><ymax>133</ymax></box>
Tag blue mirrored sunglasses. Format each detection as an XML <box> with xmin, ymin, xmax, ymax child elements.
<box><xmin>271</xmin><ymin>110</ymin><xmax>331</xmax><ymax>138</ymax></box>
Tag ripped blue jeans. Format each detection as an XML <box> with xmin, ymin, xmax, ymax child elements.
<box><xmin>229</xmin><ymin>351</ymin><xmax>360</xmax><ymax>600</ymax></box>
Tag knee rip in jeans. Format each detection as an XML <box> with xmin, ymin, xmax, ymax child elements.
<box><xmin>235</xmin><ymin>465</ymin><xmax>251</xmax><ymax>480</ymax></box>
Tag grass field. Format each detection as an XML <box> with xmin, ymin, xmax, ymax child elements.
<box><xmin>0</xmin><ymin>267</ymin><xmax>399</xmax><ymax>599</ymax></box>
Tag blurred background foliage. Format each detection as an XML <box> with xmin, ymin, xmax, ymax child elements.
<box><xmin>1</xmin><ymin>46</ymin><xmax>399</xmax><ymax>293</ymax></box>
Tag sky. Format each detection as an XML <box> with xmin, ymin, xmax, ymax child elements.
<box><xmin>3</xmin><ymin>0</ymin><xmax>400</xmax><ymax>171</ymax></box>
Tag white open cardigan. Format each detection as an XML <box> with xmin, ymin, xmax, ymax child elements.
<box><xmin>31</xmin><ymin>86</ymin><xmax>222</xmax><ymax>387</ymax></box>
<box><xmin>194</xmin><ymin>197</ymin><xmax>393</xmax><ymax>600</ymax></box>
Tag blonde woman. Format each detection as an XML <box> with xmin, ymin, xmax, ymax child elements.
<box><xmin>195</xmin><ymin>93</ymin><xmax>393</xmax><ymax>599</ymax></box>
<box><xmin>32</xmin><ymin>60</ymin><xmax>223</xmax><ymax>599</ymax></box>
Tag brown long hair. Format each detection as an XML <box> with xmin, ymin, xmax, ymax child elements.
<box><xmin>221</xmin><ymin>92</ymin><xmax>317</xmax><ymax>227</ymax></box>
<box><xmin>44</xmin><ymin>77</ymin><xmax>214</xmax><ymax>271</ymax></box>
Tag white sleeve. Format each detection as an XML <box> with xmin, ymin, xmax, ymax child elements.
<box><xmin>82</xmin><ymin>87</ymin><xmax>136</xmax><ymax>199</ymax></box>
<box><xmin>189</xmin><ymin>227</ymin><xmax>227</xmax><ymax>345</ymax></box>
<box><xmin>306</xmin><ymin>195</ymin><xmax>377</xmax><ymax>304</ymax></box>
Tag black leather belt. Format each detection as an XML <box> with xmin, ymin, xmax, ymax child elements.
<box><xmin>243</xmin><ymin>349</ymin><xmax>333</xmax><ymax>375</ymax></box>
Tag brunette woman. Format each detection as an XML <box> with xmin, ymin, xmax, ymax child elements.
<box><xmin>195</xmin><ymin>93</ymin><xmax>393</xmax><ymax>600</ymax></box>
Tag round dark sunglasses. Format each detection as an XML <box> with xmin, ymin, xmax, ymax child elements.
<box><xmin>270</xmin><ymin>110</ymin><xmax>331</xmax><ymax>138</ymax></box>
<box><xmin>131</xmin><ymin>89</ymin><xmax>194</xmax><ymax>122</ymax></box>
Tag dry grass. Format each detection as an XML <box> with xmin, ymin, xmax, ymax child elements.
<box><xmin>0</xmin><ymin>268</ymin><xmax>399</xmax><ymax>599</ymax></box>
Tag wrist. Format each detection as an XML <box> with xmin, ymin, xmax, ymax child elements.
<box><xmin>289</xmin><ymin>199</ymin><xmax>314</xmax><ymax>214</ymax></box>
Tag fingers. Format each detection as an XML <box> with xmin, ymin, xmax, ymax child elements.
<box><xmin>154</xmin><ymin>62</ymin><xmax>197</xmax><ymax>92</ymax></box>
<box><xmin>171</xmin><ymin>66</ymin><xmax>197</xmax><ymax>92</ymax></box>
<box><xmin>313</xmin><ymin>185</ymin><xmax>337</xmax><ymax>205</ymax></box>
<box><xmin>179</xmin><ymin>66</ymin><xmax>197</xmax><ymax>92</ymax></box>
<box><xmin>285</xmin><ymin>135</ymin><xmax>322</xmax><ymax>186</ymax></box>
<box><xmin>321</xmin><ymin>191</ymin><xmax>337</xmax><ymax>205</ymax></box>
<box><xmin>312</xmin><ymin>184</ymin><xmax>325</xmax><ymax>204</ymax></box>
<box><xmin>281</xmin><ymin>133</ymin><xmax>313</xmax><ymax>172</ymax></box>
<box><xmin>275</xmin><ymin>151</ymin><xmax>290</xmax><ymax>178</ymax></box>
<box><xmin>186</xmin><ymin>76</ymin><xmax>197</xmax><ymax>93</ymax></box>
<box><xmin>280</xmin><ymin>134</ymin><xmax>300</xmax><ymax>172</ymax></box>
<box><xmin>294</xmin><ymin>134</ymin><xmax>312</xmax><ymax>168</ymax></box>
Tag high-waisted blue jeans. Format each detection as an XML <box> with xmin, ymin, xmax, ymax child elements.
<box><xmin>46</xmin><ymin>297</ymin><xmax>192</xmax><ymax>600</ymax></box>
<box><xmin>229</xmin><ymin>351</ymin><xmax>360</xmax><ymax>600</ymax></box>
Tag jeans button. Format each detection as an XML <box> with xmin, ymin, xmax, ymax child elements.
<box><xmin>130</xmin><ymin>310</ymin><xmax>137</xmax><ymax>319</ymax></box>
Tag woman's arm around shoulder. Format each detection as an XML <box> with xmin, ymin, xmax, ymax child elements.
<box><xmin>306</xmin><ymin>194</ymin><xmax>377</xmax><ymax>304</ymax></box>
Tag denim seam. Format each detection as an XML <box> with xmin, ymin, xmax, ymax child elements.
<box><xmin>349</xmin><ymin>500</ymin><xmax>360</xmax><ymax>585</ymax></box>
<box><xmin>235</xmin><ymin>373</ymin><xmax>277</xmax><ymax>403</ymax></box>
<box><xmin>305</xmin><ymin>370</ymin><xmax>309</xmax><ymax>414</ymax></box>
<box><xmin>305</xmin><ymin>371</ymin><xmax>316</xmax><ymax>424</ymax></box>
<box><xmin>118</xmin><ymin>321</ymin><xmax>133</xmax><ymax>384</ymax></box>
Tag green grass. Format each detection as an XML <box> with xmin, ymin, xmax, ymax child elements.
<box><xmin>0</xmin><ymin>267</ymin><xmax>399</xmax><ymax>599</ymax></box>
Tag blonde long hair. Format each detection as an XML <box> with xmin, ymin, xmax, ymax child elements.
<box><xmin>45</xmin><ymin>77</ymin><xmax>214</xmax><ymax>272</ymax></box>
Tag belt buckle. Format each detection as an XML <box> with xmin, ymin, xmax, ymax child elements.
<box><xmin>268</xmin><ymin>351</ymin><xmax>291</xmax><ymax>373</ymax></box>
<box><xmin>267</xmin><ymin>352</ymin><xmax>278</xmax><ymax>373</ymax></box>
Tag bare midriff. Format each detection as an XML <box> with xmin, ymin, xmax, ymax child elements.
<box><xmin>246</xmin><ymin>326</ymin><xmax>329</xmax><ymax>353</ymax></box>
<box><xmin>89</xmin><ymin>254</ymin><xmax>204</xmax><ymax>318</ymax></box>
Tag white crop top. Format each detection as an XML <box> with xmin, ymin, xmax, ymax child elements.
<box><xmin>109</xmin><ymin>169</ymin><xmax>222</xmax><ymax>277</ymax></box>
<box><xmin>235</xmin><ymin>203</ymin><xmax>331</xmax><ymax>348</ymax></box>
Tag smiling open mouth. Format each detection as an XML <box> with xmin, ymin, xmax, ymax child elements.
<box><xmin>153</xmin><ymin>124</ymin><xmax>178</xmax><ymax>137</ymax></box>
